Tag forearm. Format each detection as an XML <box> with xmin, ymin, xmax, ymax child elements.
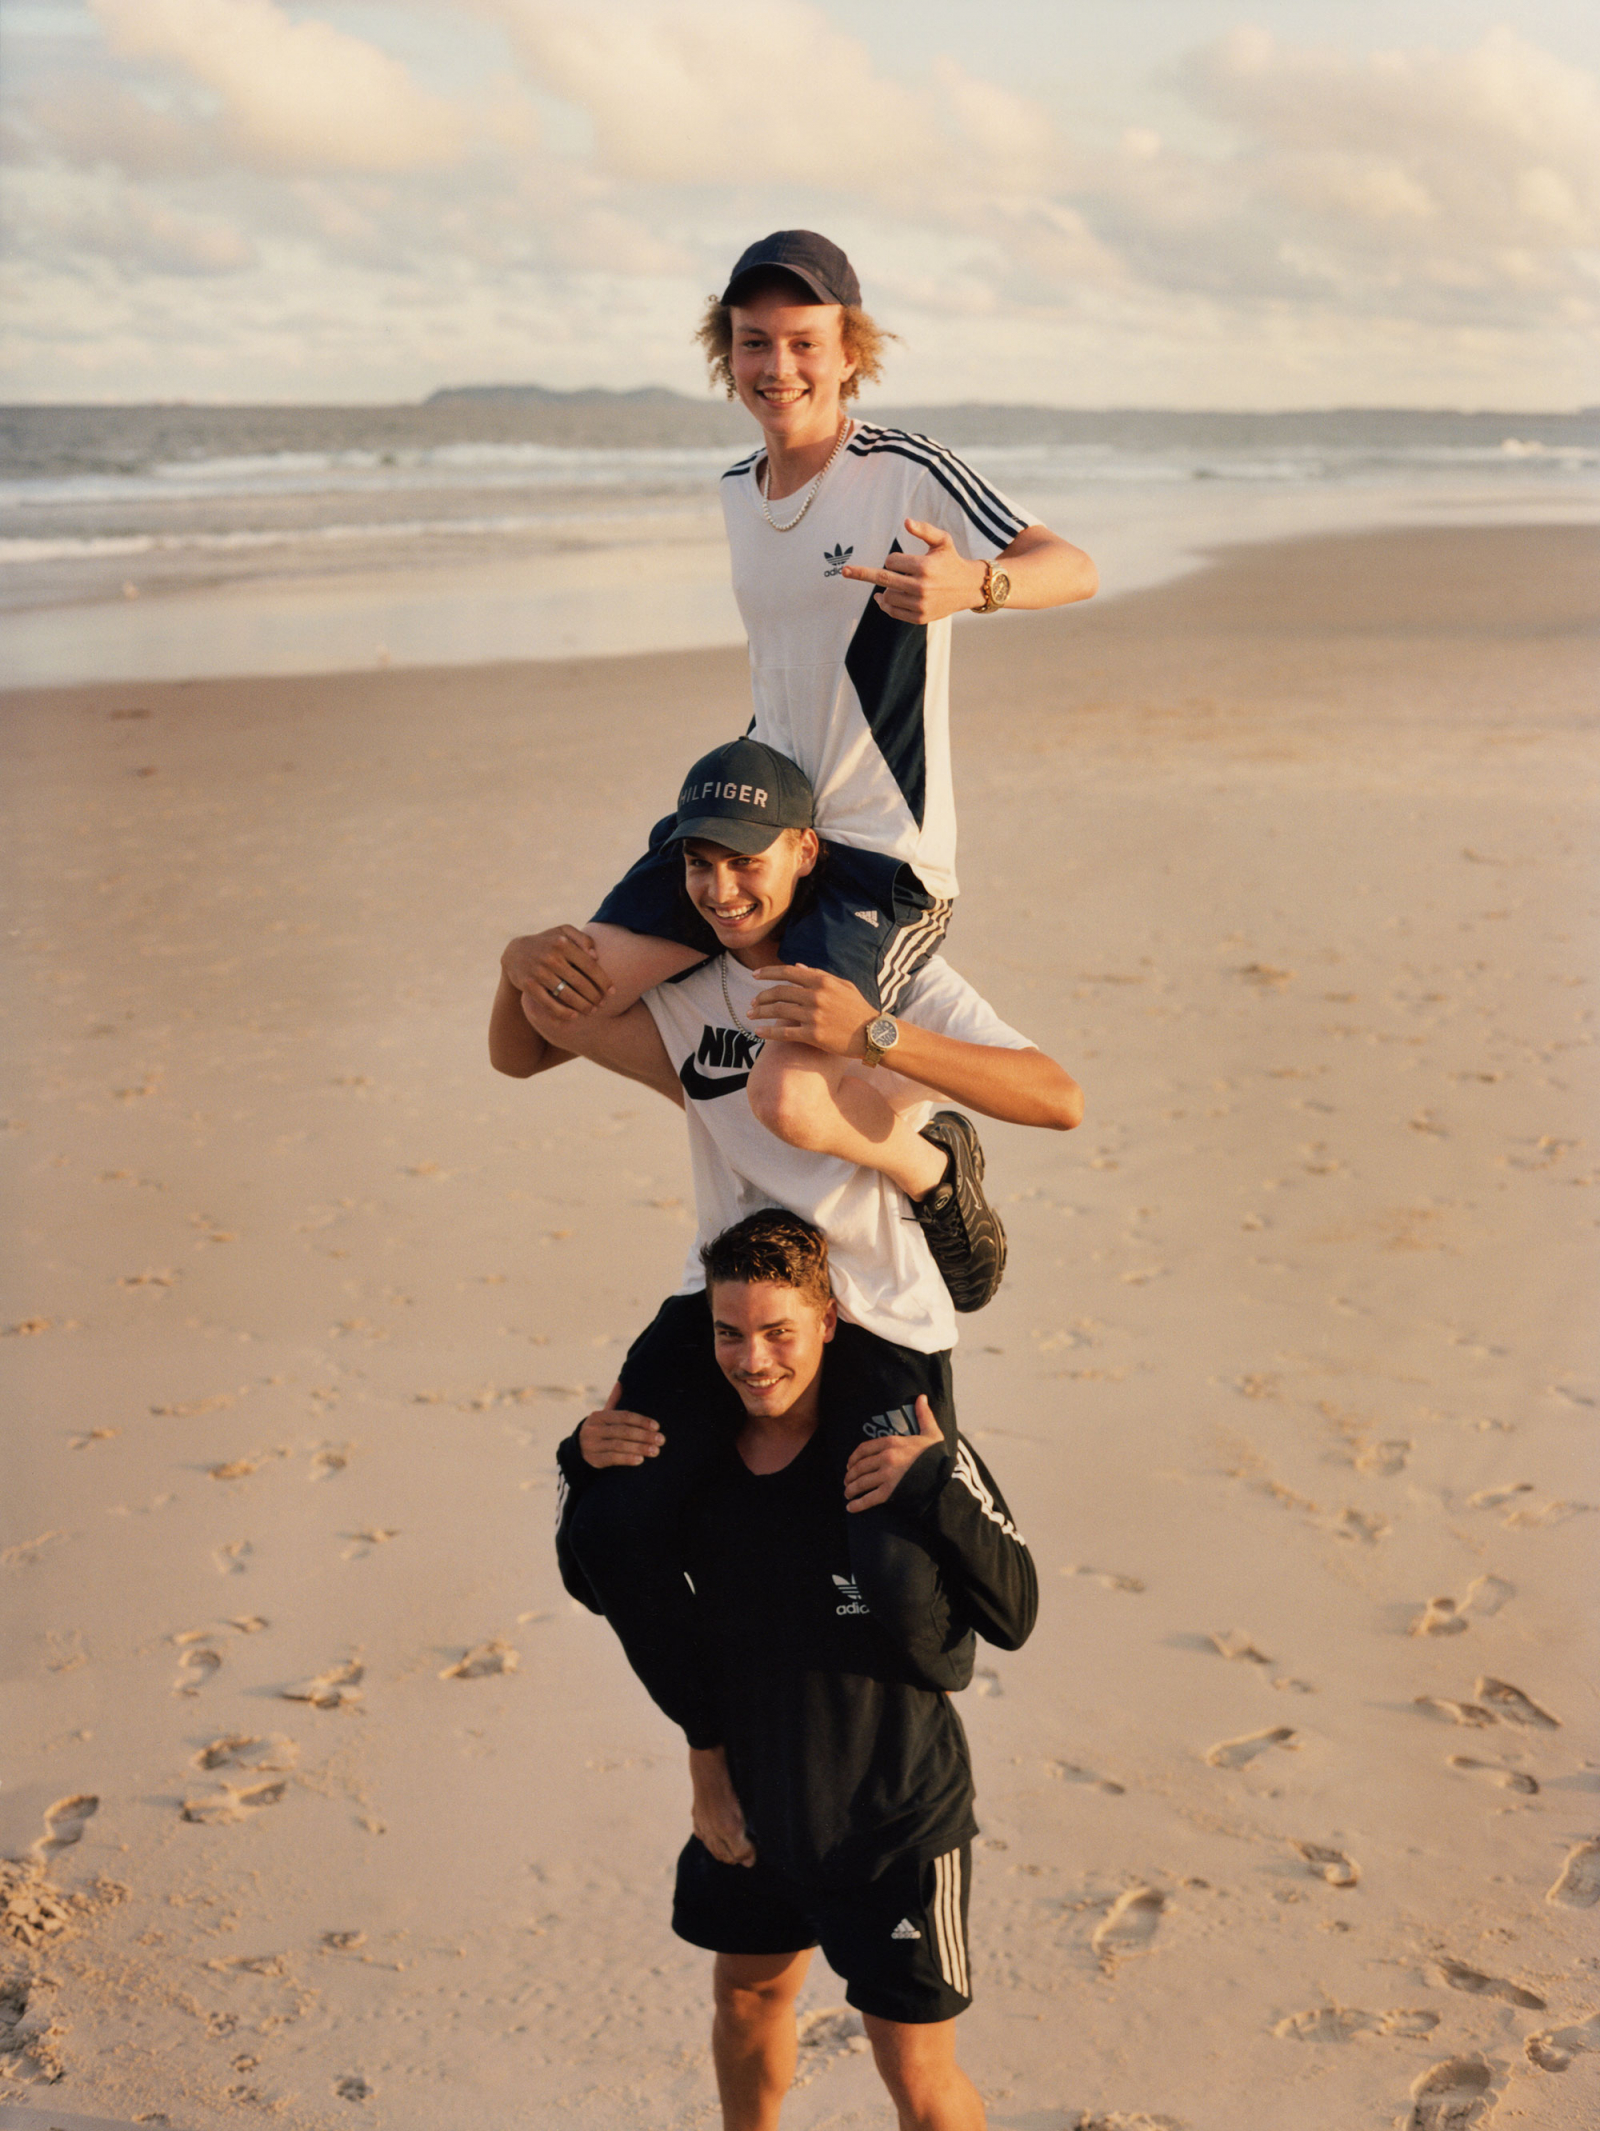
<box><xmin>889</xmin><ymin>1438</ymin><xmax>1039</xmax><ymax>1652</ymax></box>
<box><xmin>991</xmin><ymin>524</ymin><xmax>1098</xmax><ymax>611</ymax></box>
<box><xmin>884</xmin><ymin>1027</ymin><xmax>1083</xmax><ymax>1130</ymax></box>
<box><xmin>490</xmin><ymin>970</ymin><xmax>572</xmax><ymax>1078</ymax></box>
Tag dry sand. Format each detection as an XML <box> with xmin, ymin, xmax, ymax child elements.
<box><xmin>2</xmin><ymin>524</ymin><xmax>1597</xmax><ymax>2131</ymax></box>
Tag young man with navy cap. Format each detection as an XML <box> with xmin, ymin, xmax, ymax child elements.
<box><xmin>501</xmin><ymin>231</ymin><xmax>1095</xmax><ymax>1296</ymax></box>
<box><xmin>490</xmin><ymin>737</ymin><xmax>1080</xmax><ymax>1747</ymax></box>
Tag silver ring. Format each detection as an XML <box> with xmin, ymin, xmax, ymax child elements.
<box><xmin>552</xmin><ymin>979</ymin><xmax>567</xmax><ymax>998</ymax></box>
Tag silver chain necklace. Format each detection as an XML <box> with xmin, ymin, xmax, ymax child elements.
<box><xmin>760</xmin><ymin>417</ymin><xmax>851</xmax><ymax>533</ymax></box>
<box><xmin>719</xmin><ymin>955</ymin><xmax>758</xmax><ymax>1037</ymax></box>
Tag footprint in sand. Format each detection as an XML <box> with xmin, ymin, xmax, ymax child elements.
<box><xmin>1052</xmin><ymin>1761</ymin><xmax>1126</xmax><ymax>1796</ymax></box>
<box><xmin>181</xmin><ymin>1779</ymin><xmax>288</xmax><ymax>1824</ymax></box>
<box><xmin>1464</xmin><ymin>1575</ymin><xmax>1514</xmax><ymax>1617</ymax></box>
<box><xmin>334</xmin><ymin>2073</ymin><xmax>373</xmax><ymax>2100</ymax></box>
<box><xmin>1447</xmin><ymin>1756</ymin><xmax>1537</xmax><ymax>1795</ymax></box>
<box><xmin>1475</xmin><ymin>1677</ymin><xmax>1559</xmax><ymax>1729</ymax></box>
<box><xmin>790</xmin><ymin>2006</ymin><xmax>869</xmax><ymax>2087</ymax></box>
<box><xmin>1206</xmin><ymin>1726</ymin><xmax>1298</xmax><ymax>1769</ymax></box>
<box><xmin>1292</xmin><ymin>1841</ymin><xmax>1358</xmax><ymax>1887</ymax></box>
<box><xmin>172</xmin><ymin>1638</ymin><xmax>222</xmax><ymax>1695</ymax></box>
<box><xmin>1091</xmin><ymin>1886</ymin><xmax>1164</xmax><ymax>1962</ymax></box>
<box><xmin>1073</xmin><ymin>2115</ymin><xmax>1181</xmax><ymax>2130</ymax></box>
<box><xmin>1064</xmin><ymin>1565</ymin><xmax>1146</xmax><ymax>1593</ymax></box>
<box><xmin>1435</xmin><ymin>1958</ymin><xmax>1545</xmax><ymax>2009</ymax></box>
<box><xmin>1209</xmin><ymin>1630</ymin><xmax>1272</xmax><ymax>1664</ymax></box>
<box><xmin>1467</xmin><ymin>1483</ymin><xmax>1531</xmax><ymax>1510</ymax></box>
<box><xmin>282</xmin><ymin>1658</ymin><xmax>364</xmax><ymax>1709</ymax></box>
<box><xmin>1546</xmin><ymin>1839</ymin><xmax>1600</xmax><ymax>1908</ymax></box>
<box><xmin>1416</xmin><ymin>1697</ymin><xmax>1498</xmax><ymax>1729</ymax></box>
<box><xmin>1275</xmin><ymin>2005</ymin><xmax>1438</xmax><ymax>2041</ymax></box>
<box><xmin>1411</xmin><ymin>1597</ymin><xmax>1469</xmax><ymax>1638</ymax></box>
<box><xmin>1403</xmin><ymin>2056</ymin><xmax>1499</xmax><ymax>2130</ymax></box>
<box><xmin>1525</xmin><ymin>2011</ymin><xmax>1600</xmax><ymax>2072</ymax></box>
<box><xmin>193</xmin><ymin>1735</ymin><xmax>297</xmax><ymax>1773</ymax></box>
<box><xmin>439</xmin><ymin>1640</ymin><xmax>517</xmax><ymax>1680</ymax></box>
<box><xmin>30</xmin><ymin>1794</ymin><xmax>99</xmax><ymax>1861</ymax></box>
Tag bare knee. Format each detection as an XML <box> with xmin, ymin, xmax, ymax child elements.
<box><xmin>866</xmin><ymin>2018</ymin><xmax>980</xmax><ymax>2127</ymax></box>
<box><xmin>746</xmin><ymin>1043</ymin><xmax>831</xmax><ymax>1149</ymax></box>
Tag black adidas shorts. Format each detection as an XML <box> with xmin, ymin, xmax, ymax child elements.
<box><xmin>590</xmin><ymin>813</ymin><xmax>952</xmax><ymax>1013</ymax></box>
<box><xmin>672</xmin><ymin>1836</ymin><xmax>974</xmax><ymax>2025</ymax></box>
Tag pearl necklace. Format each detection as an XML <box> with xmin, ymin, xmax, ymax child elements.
<box><xmin>719</xmin><ymin>955</ymin><xmax>758</xmax><ymax>1037</ymax></box>
<box><xmin>760</xmin><ymin>417</ymin><xmax>852</xmax><ymax>533</ymax></box>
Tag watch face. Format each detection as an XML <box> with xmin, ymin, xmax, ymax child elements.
<box><xmin>868</xmin><ymin>1015</ymin><xmax>898</xmax><ymax>1050</ymax></box>
<box><xmin>990</xmin><ymin>569</ymin><xmax>1011</xmax><ymax>608</ymax></box>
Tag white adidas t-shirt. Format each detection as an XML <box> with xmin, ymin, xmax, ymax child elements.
<box><xmin>642</xmin><ymin>953</ymin><xmax>1034</xmax><ymax>1355</ymax></box>
<box><xmin>721</xmin><ymin>424</ymin><xmax>1033</xmax><ymax>902</ymax></box>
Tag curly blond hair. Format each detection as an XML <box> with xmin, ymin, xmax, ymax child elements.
<box><xmin>695</xmin><ymin>289</ymin><xmax>896</xmax><ymax>403</ymax></box>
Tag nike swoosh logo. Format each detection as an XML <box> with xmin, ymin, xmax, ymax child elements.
<box><xmin>679</xmin><ymin>1061</ymin><xmax>752</xmax><ymax>1101</ymax></box>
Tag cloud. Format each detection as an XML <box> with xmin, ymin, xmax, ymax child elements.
<box><xmin>474</xmin><ymin>0</ymin><xmax>1066</xmax><ymax>202</ymax></box>
<box><xmin>1165</xmin><ymin>25</ymin><xmax>1600</xmax><ymax>300</ymax></box>
<box><xmin>89</xmin><ymin>0</ymin><xmax>468</xmax><ymax>173</ymax></box>
<box><xmin>8</xmin><ymin>171</ymin><xmax>256</xmax><ymax>276</ymax></box>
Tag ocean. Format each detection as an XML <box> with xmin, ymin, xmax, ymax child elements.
<box><xmin>2</xmin><ymin>396</ymin><xmax>1595</xmax><ymax>687</ymax></box>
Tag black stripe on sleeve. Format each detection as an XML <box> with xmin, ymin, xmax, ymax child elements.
<box><xmin>847</xmin><ymin>427</ymin><xmax>1028</xmax><ymax>549</ymax></box>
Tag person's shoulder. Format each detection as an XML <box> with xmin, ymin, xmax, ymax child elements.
<box><xmin>722</xmin><ymin>445</ymin><xmax>762</xmax><ymax>482</ymax></box>
<box><xmin>847</xmin><ymin>421</ymin><xmax>952</xmax><ymax>465</ymax></box>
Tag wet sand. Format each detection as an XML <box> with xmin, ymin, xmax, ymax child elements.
<box><xmin>2</xmin><ymin>524</ymin><xmax>1597</xmax><ymax>2129</ymax></box>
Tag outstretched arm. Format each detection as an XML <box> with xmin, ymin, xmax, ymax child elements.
<box><xmin>839</xmin><ymin>517</ymin><xmax>1096</xmax><ymax>625</ymax></box>
<box><xmin>748</xmin><ymin>965</ymin><xmax>1082</xmax><ymax>1130</ymax></box>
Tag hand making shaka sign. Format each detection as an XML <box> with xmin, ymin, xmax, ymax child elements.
<box><xmin>839</xmin><ymin>516</ymin><xmax>990</xmax><ymax>626</ymax></box>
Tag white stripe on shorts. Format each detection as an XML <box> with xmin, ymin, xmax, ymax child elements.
<box><xmin>878</xmin><ymin>897</ymin><xmax>954</xmax><ymax>1014</ymax></box>
<box><xmin>930</xmin><ymin>1848</ymin><xmax>969</xmax><ymax>1996</ymax></box>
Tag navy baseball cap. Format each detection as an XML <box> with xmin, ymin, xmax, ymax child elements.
<box><xmin>721</xmin><ymin>230</ymin><xmax>861</xmax><ymax>310</ymax></box>
<box><xmin>668</xmin><ymin>739</ymin><xmax>815</xmax><ymax>854</ymax></box>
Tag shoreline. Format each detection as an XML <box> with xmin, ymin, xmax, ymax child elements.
<box><xmin>4</xmin><ymin>522</ymin><xmax>1597</xmax><ymax>2130</ymax></box>
<box><xmin>4</xmin><ymin>481</ymin><xmax>1594</xmax><ymax>692</ymax></box>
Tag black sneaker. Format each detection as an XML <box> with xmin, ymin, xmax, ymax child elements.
<box><xmin>913</xmin><ymin>1110</ymin><xmax>1007</xmax><ymax>1312</ymax></box>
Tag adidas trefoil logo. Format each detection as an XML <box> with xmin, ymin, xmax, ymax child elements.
<box><xmin>852</xmin><ymin>908</ymin><xmax>881</xmax><ymax>927</ymax></box>
<box><xmin>831</xmin><ymin>1572</ymin><xmax>870</xmax><ymax>1617</ymax></box>
<box><xmin>890</xmin><ymin>1917</ymin><xmax>921</xmax><ymax>1940</ymax></box>
<box><xmin>823</xmin><ymin>543</ymin><xmax>854</xmax><ymax>577</ymax></box>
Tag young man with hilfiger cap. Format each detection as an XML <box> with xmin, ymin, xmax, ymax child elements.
<box><xmin>563</xmin><ymin>1209</ymin><xmax>1036</xmax><ymax>2131</ymax></box>
<box><xmin>490</xmin><ymin>739</ymin><xmax>1081</xmax><ymax>1747</ymax></box>
<box><xmin>499</xmin><ymin>229</ymin><xmax>1095</xmax><ymax>1208</ymax></box>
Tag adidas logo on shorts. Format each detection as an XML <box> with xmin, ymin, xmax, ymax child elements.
<box><xmin>831</xmin><ymin>1573</ymin><xmax>870</xmax><ymax>1617</ymax></box>
<box><xmin>890</xmin><ymin>1918</ymin><xmax>921</xmax><ymax>1940</ymax></box>
<box><xmin>852</xmin><ymin>908</ymin><xmax>880</xmax><ymax>927</ymax></box>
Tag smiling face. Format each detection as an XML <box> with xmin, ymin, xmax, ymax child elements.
<box><xmin>682</xmin><ymin>828</ymin><xmax>819</xmax><ymax>963</ymax></box>
<box><xmin>710</xmin><ymin>1278</ymin><xmax>836</xmax><ymax>1422</ymax></box>
<box><xmin>729</xmin><ymin>286</ymin><xmax>857</xmax><ymax>450</ymax></box>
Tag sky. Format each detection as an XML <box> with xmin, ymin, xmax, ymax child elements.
<box><xmin>1</xmin><ymin>0</ymin><xmax>1596</xmax><ymax>408</ymax></box>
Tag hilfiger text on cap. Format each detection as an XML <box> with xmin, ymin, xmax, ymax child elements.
<box><xmin>679</xmin><ymin>781</ymin><xmax>770</xmax><ymax>809</ymax></box>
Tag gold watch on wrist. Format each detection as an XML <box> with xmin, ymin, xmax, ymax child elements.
<box><xmin>975</xmin><ymin>559</ymin><xmax>1011</xmax><ymax>613</ymax></box>
<box><xmin>862</xmin><ymin>1013</ymin><xmax>899</xmax><ymax>1068</ymax></box>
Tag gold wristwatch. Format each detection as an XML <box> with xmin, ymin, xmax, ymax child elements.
<box><xmin>976</xmin><ymin>560</ymin><xmax>1011</xmax><ymax>613</ymax></box>
<box><xmin>862</xmin><ymin>1013</ymin><xmax>899</xmax><ymax>1068</ymax></box>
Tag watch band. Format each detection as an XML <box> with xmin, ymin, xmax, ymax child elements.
<box><xmin>862</xmin><ymin>1014</ymin><xmax>898</xmax><ymax>1068</ymax></box>
<box><xmin>976</xmin><ymin>560</ymin><xmax>1010</xmax><ymax>613</ymax></box>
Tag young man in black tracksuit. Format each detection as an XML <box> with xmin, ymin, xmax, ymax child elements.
<box><xmin>557</xmin><ymin>1209</ymin><xmax>1035</xmax><ymax>2131</ymax></box>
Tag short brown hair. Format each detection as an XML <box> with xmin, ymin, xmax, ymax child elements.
<box><xmin>700</xmin><ymin>1209</ymin><xmax>833</xmax><ymax>1312</ymax></box>
<box><xmin>695</xmin><ymin>282</ymin><xmax>896</xmax><ymax>403</ymax></box>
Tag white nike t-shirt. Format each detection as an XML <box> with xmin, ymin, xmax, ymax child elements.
<box><xmin>722</xmin><ymin>424</ymin><xmax>1034</xmax><ymax>902</ymax></box>
<box><xmin>642</xmin><ymin>953</ymin><xmax>1034</xmax><ymax>1355</ymax></box>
